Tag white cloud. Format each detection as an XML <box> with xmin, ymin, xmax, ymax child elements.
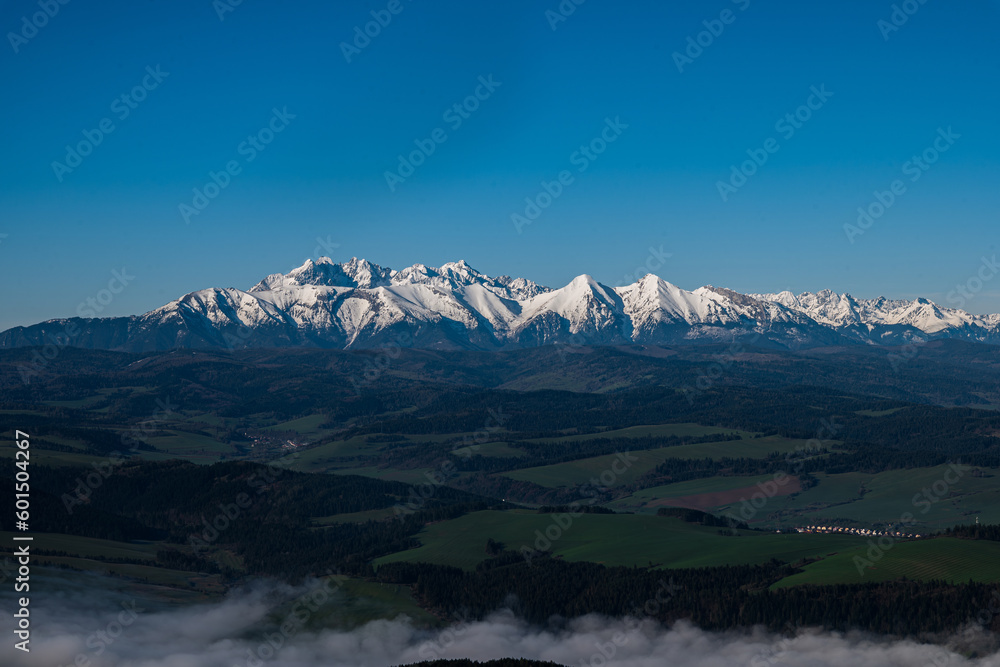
<box><xmin>4</xmin><ymin>580</ymin><xmax>1000</xmax><ymax>667</ymax></box>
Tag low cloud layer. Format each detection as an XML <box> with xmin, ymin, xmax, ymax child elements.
<box><xmin>4</xmin><ymin>578</ymin><xmax>1000</xmax><ymax>667</ymax></box>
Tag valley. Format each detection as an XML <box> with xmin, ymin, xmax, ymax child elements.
<box><xmin>2</xmin><ymin>343</ymin><xmax>999</xmax><ymax>643</ymax></box>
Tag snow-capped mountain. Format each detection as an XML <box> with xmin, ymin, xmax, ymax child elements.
<box><xmin>3</xmin><ymin>258</ymin><xmax>1000</xmax><ymax>353</ymax></box>
<box><xmin>750</xmin><ymin>289</ymin><xmax>1000</xmax><ymax>344</ymax></box>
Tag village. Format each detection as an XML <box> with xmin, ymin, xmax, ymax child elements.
<box><xmin>240</xmin><ymin>430</ymin><xmax>307</xmax><ymax>459</ymax></box>
<box><xmin>794</xmin><ymin>524</ymin><xmax>921</xmax><ymax>539</ymax></box>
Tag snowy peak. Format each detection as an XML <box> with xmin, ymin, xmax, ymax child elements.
<box><xmin>387</xmin><ymin>259</ymin><xmax>550</xmax><ymax>301</ymax></box>
<box><xmin>513</xmin><ymin>274</ymin><xmax>628</xmax><ymax>343</ymax></box>
<box><xmin>249</xmin><ymin>257</ymin><xmax>551</xmax><ymax>305</ymax></box>
<box><xmin>8</xmin><ymin>258</ymin><xmax>1000</xmax><ymax>353</ymax></box>
<box><xmin>533</xmin><ymin>275</ymin><xmax>622</xmax><ymax>315</ymax></box>
<box><xmin>568</xmin><ymin>274</ymin><xmax>615</xmax><ymax>297</ymax></box>
<box><xmin>250</xmin><ymin>257</ymin><xmax>393</xmax><ymax>292</ymax></box>
<box><xmin>391</xmin><ymin>260</ymin><xmax>488</xmax><ymax>290</ymax></box>
<box><xmin>751</xmin><ymin>289</ymin><xmax>989</xmax><ymax>334</ymax></box>
<box><xmin>750</xmin><ymin>289</ymin><xmax>863</xmax><ymax>327</ymax></box>
<box><xmin>169</xmin><ymin>259</ymin><xmax>1000</xmax><ymax>350</ymax></box>
<box><xmin>438</xmin><ymin>259</ymin><xmax>482</xmax><ymax>282</ymax></box>
<box><xmin>339</xmin><ymin>257</ymin><xmax>395</xmax><ymax>289</ymax></box>
<box><xmin>493</xmin><ymin>275</ymin><xmax>551</xmax><ymax>300</ymax></box>
<box><xmin>617</xmin><ymin>275</ymin><xmax>710</xmax><ymax>325</ymax></box>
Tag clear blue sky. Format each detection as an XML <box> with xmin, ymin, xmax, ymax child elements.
<box><xmin>1</xmin><ymin>0</ymin><xmax>998</xmax><ymax>330</ymax></box>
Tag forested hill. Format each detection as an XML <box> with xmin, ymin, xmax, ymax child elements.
<box><xmin>3</xmin><ymin>338</ymin><xmax>1000</xmax><ymax>407</ymax></box>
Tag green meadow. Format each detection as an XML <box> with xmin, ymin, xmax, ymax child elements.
<box><xmin>374</xmin><ymin>510</ymin><xmax>862</xmax><ymax>572</ymax></box>
<box><xmin>773</xmin><ymin>537</ymin><xmax>1000</xmax><ymax>587</ymax></box>
<box><xmin>504</xmin><ymin>436</ymin><xmax>812</xmax><ymax>488</ymax></box>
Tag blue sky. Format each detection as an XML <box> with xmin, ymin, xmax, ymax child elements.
<box><xmin>1</xmin><ymin>0</ymin><xmax>998</xmax><ymax>330</ymax></box>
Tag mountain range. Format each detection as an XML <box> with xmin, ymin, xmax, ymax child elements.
<box><xmin>3</xmin><ymin>257</ymin><xmax>1000</xmax><ymax>352</ymax></box>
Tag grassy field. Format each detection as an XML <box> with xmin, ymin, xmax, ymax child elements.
<box><xmin>773</xmin><ymin>537</ymin><xmax>1000</xmax><ymax>587</ymax></box>
<box><xmin>524</xmin><ymin>423</ymin><xmax>753</xmax><ymax>444</ymax></box>
<box><xmin>607</xmin><ymin>474</ymin><xmax>787</xmax><ymax>513</ymax></box>
<box><xmin>26</xmin><ymin>555</ymin><xmax>227</xmax><ymax>592</ymax></box>
<box><xmin>0</xmin><ymin>531</ymin><xmax>229</xmax><ymax>593</ymax></box>
<box><xmin>36</xmin><ymin>434</ymin><xmax>93</xmax><ymax>450</ymax></box>
<box><xmin>374</xmin><ymin>510</ymin><xmax>863</xmax><ymax>571</ymax></box>
<box><xmin>2</xmin><ymin>401</ymin><xmax>240</xmax><ymax>465</ymax></box>
<box><xmin>261</xmin><ymin>414</ymin><xmax>332</xmax><ymax>437</ymax></box>
<box><xmin>765</xmin><ymin>465</ymin><xmax>1000</xmax><ymax>531</ymax></box>
<box><xmin>289</xmin><ymin>424</ymin><xmax>756</xmax><ymax>479</ymax></box>
<box><xmin>503</xmin><ymin>436</ymin><xmax>813</xmax><ymax>489</ymax></box>
<box><xmin>29</xmin><ymin>566</ymin><xmax>221</xmax><ymax>607</ymax></box>
<box><xmin>0</xmin><ymin>442</ymin><xmax>124</xmax><ymax>467</ymax></box>
<box><xmin>603</xmin><ymin>464</ymin><xmax>1000</xmax><ymax>532</ymax></box>
<box><xmin>283</xmin><ymin>430</ymin><xmax>505</xmax><ymax>474</ymax></box>
<box><xmin>142</xmin><ymin>429</ymin><xmax>234</xmax><ymax>456</ymax></box>
<box><xmin>280</xmin><ymin>436</ymin><xmax>380</xmax><ymax>471</ymax></box>
<box><xmin>0</xmin><ymin>531</ymin><xmax>160</xmax><ymax>561</ymax></box>
<box><xmin>0</xmin><ymin>529</ymin><xmax>239</xmax><ymax>577</ymax></box>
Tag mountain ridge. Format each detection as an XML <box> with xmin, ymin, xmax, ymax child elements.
<box><xmin>3</xmin><ymin>257</ymin><xmax>1000</xmax><ymax>352</ymax></box>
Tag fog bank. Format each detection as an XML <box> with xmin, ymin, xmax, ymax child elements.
<box><xmin>4</xmin><ymin>579</ymin><xmax>999</xmax><ymax>667</ymax></box>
